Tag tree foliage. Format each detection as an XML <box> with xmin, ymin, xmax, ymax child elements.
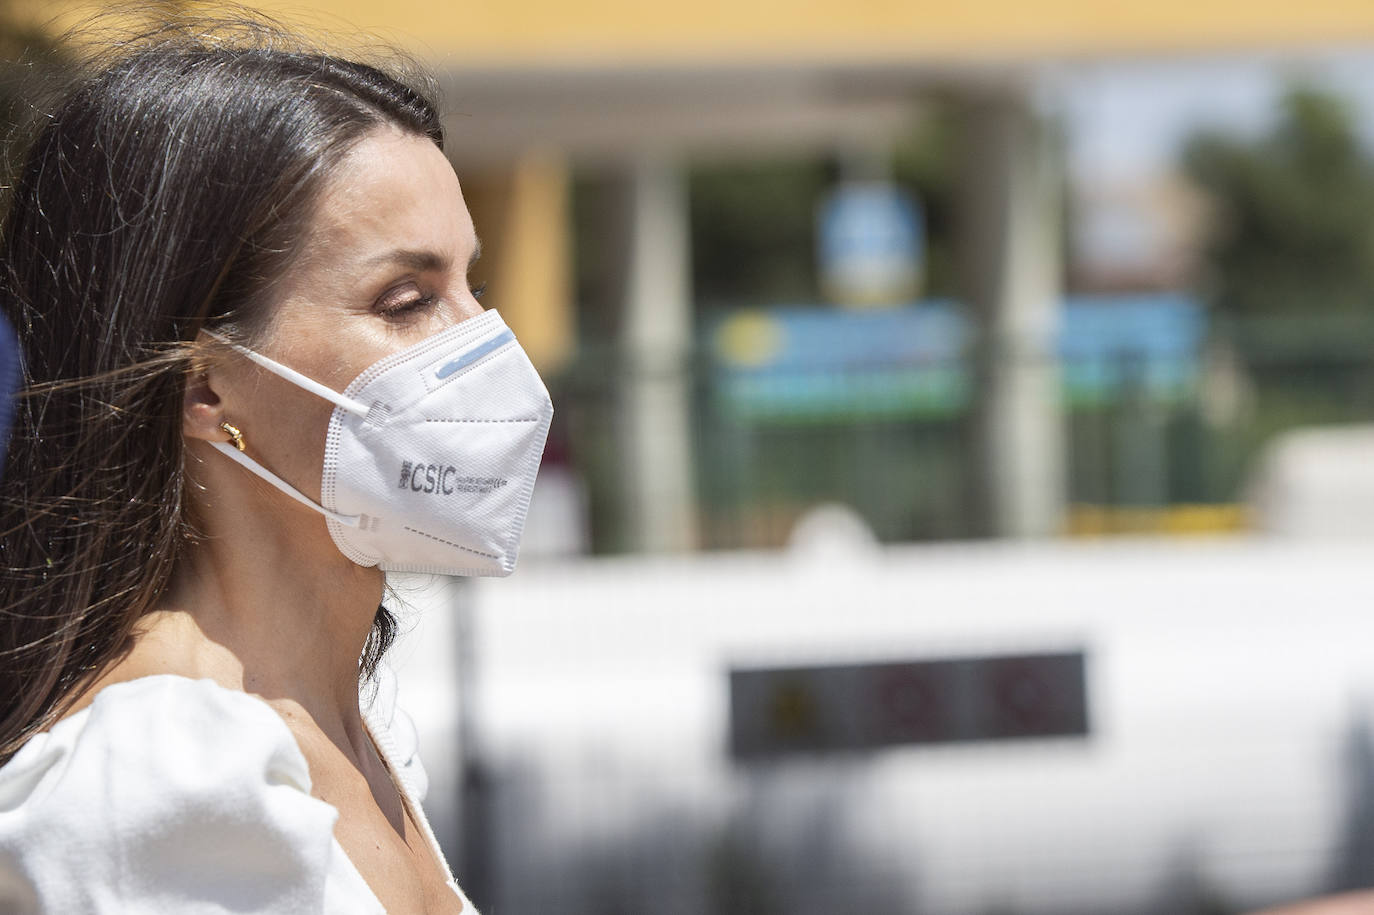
<box><xmin>689</xmin><ymin>158</ymin><xmax>829</xmax><ymax>309</ymax></box>
<box><xmin>1183</xmin><ymin>84</ymin><xmax>1374</xmax><ymax>316</ymax></box>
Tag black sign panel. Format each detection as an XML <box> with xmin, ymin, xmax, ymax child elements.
<box><xmin>729</xmin><ymin>651</ymin><xmax>1089</xmax><ymax>759</ymax></box>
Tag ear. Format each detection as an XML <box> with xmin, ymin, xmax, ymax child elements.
<box><xmin>182</xmin><ymin>332</ymin><xmax>230</xmax><ymax>445</ymax></box>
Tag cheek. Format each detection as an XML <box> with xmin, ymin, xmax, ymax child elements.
<box><xmin>242</xmin><ymin>372</ymin><xmax>334</xmax><ymax>500</ymax></box>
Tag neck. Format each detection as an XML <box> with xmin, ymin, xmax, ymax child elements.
<box><xmin>147</xmin><ymin>442</ymin><xmax>386</xmax><ymax>759</ymax></box>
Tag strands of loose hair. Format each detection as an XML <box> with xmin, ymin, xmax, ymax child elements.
<box><xmin>0</xmin><ymin>10</ymin><xmax>438</xmax><ymax>762</ymax></box>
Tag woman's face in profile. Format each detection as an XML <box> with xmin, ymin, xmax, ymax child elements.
<box><xmin>214</xmin><ymin>128</ymin><xmax>486</xmax><ymax>508</ymax></box>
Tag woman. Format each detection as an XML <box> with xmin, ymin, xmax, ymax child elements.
<box><xmin>0</xmin><ymin>17</ymin><xmax>551</xmax><ymax>914</ymax></box>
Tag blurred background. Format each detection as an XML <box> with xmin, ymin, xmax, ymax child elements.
<box><xmin>12</xmin><ymin>1</ymin><xmax>1374</xmax><ymax>912</ymax></box>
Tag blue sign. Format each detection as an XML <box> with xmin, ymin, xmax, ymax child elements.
<box><xmin>710</xmin><ymin>294</ymin><xmax>1207</xmax><ymax>422</ymax></box>
<box><xmin>817</xmin><ymin>181</ymin><xmax>924</xmax><ymax>305</ymax></box>
<box><xmin>712</xmin><ymin>302</ymin><xmax>969</xmax><ymax>422</ymax></box>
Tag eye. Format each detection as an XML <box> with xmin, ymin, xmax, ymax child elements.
<box><xmin>375</xmin><ymin>284</ymin><xmax>436</xmax><ymax>318</ymax></box>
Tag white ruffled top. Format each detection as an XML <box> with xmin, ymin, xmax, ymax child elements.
<box><xmin>0</xmin><ymin>671</ymin><xmax>477</xmax><ymax>913</ymax></box>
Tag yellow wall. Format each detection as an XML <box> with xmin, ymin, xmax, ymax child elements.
<box><xmin>22</xmin><ymin>0</ymin><xmax>1374</xmax><ymax>67</ymax></box>
<box><xmin>495</xmin><ymin>152</ymin><xmax>573</xmax><ymax>375</ymax></box>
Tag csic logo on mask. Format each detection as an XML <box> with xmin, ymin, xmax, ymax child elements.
<box><xmin>397</xmin><ymin>461</ymin><xmax>509</xmax><ymax>496</ymax></box>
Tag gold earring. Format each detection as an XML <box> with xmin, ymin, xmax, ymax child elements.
<box><xmin>219</xmin><ymin>421</ymin><xmax>245</xmax><ymax>452</ymax></box>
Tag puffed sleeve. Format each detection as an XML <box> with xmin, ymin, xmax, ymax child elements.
<box><xmin>0</xmin><ymin>676</ymin><xmax>381</xmax><ymax>915</ymax></box>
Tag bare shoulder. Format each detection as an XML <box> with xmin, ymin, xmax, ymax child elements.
<box><xmin>58</xmin><ymin>609</ymin><xmax>240</xmax><ymax>721</ymax></box>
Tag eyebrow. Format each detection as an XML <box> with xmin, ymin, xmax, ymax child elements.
<box><xmin>364</xmin><ymin>239</ymin><xmax>482</xmax><ymax>273</ymax></box>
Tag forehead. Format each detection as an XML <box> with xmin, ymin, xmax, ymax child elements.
<box><xmin>305</xmin><ymin>128</ymin><xmax>474</xmax><ymax>261</ymax></box>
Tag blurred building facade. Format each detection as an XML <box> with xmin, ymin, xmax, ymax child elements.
<box><xmin>20</xmin><ymin>3</ymin><xmax>1374</xmax><ymax>557</ymax></box>
<box><xmin>24</xmin><ymin>0</ymin><xmax>1374</xmax><ymax>556</ymax></box>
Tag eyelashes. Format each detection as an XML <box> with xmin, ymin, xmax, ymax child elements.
<box><xmin>376</xmin><ymin>282</ymin><xmax>486</xmax><ymax>319</ymax></box>
<box><xmin>377</xmin><ymin>292</ymin><xmax>436</xmax><ymax>318</ymax></box>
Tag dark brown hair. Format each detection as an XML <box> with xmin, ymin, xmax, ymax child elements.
<box><xmin>0</xmin><ymin>16</ymin><xmax>445</xmax><ymax>761</ymax></box>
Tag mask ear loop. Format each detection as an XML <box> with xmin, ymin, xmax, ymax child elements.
<box><xmin>208</xmin><ymin>441</ymin><xmax>361</xmax><ymax>528</ymax></box>
<box><xmin>203</xmin><ymin>330</ymin><xmax>373</xmax><ymax>419</ymax></box>
<box><xmin>201</xmin><ymin>330</ymin><xmax>364</xmax><ymax>528</ymax></box>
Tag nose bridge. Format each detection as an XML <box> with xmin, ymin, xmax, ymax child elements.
<box><xmin>458</xmin><ymin>290</ymin><xmax>487</xmax><ymax>323</ymax></box>
<box><xmin>437</xmin><ymin>289</ymin><xmax>486</xmax><ymax>329</ymax></box>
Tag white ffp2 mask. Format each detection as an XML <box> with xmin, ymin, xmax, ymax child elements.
<box><xmin>207</xmin><ymin>309</ymin><xmax>553</xmax><ymax>576</ymax></box>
